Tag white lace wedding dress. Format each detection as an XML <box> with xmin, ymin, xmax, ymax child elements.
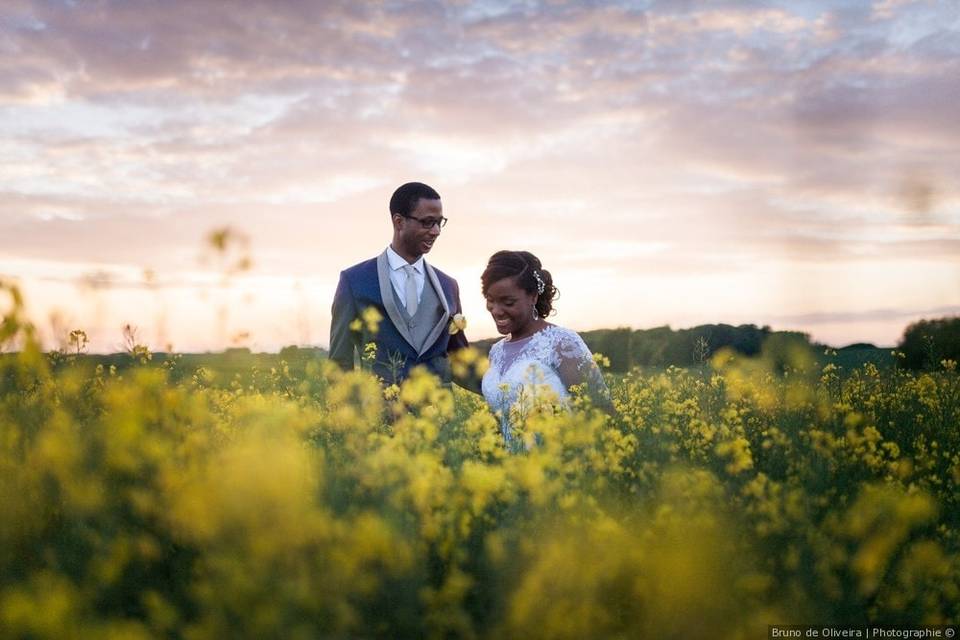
<box><xmin>481</xmin><ymin>325</ymin><xmax>607</xmax><ymax>447</ymax></box>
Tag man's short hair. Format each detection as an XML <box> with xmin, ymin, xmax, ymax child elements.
<box><xmin>389</xmin><ymin>182</ymin><xmax>441</xmax><ymax>218</ymax></box>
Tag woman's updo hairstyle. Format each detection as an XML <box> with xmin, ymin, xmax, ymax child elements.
<box><xmin>481</xmin><ymin>250</ymin><xmax>558</xmax><ymax>318</ymax></box>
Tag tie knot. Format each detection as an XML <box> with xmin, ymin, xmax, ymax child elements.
<box><xmin>402</xmin><ymin>265</ymin><xmax>416</xmax><ymax>275</ymax></box>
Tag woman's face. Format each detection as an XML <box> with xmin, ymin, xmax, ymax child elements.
<box><xmin>484</xmin><ymin>277</ymin><xmax>538</xmax><ymax>337</ymax></box>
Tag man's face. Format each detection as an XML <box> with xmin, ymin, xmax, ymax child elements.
<box><xmin>394</xmin><ymin>198</ymin><xmax>443</xmax><ymax>259</ymax></box>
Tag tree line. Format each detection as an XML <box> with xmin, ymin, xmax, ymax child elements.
<box><xmin>471</xmin><ymin>323</ymin><xmax>806</xmax><ymax>372</ymax></box>
<box><xmin>473</xmin><ymin>317</ymin><xmax>960</xmax><ymax>373</ymax></box>
<box><xmin>898</xmin><ymin>316</ymin><xmax>960</xmax><ymax>370</ymax></box>
<box><xmin>28</xmin><ymin>318</ymin><xmax>959</xmax><ymax>375</ymax></box>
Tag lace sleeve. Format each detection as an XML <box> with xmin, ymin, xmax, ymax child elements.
<box><xmin>553</xmin><ymin>328</ymin><xmax>610</xmax><ymax>405</ymax></box>
<box><xmin>487</xmin><ymin>339</ymin><xmax>505</xmax><ymax>374</ymax></box>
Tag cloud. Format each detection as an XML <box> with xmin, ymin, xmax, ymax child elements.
<box><xmin>766</xmin><ymin>304</ymin><xmax>960</xmax><ymax>326</ymax></box>
<box><xmin>1</xmin><ymin>1</ymin><xmax>407</xmax><ymax>100</ymax></box>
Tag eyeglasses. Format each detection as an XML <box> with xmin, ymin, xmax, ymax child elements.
<box><xmin>403</xmin><ymin>214</ymin><xmax>447</xmax><ymax>229</ymax></box>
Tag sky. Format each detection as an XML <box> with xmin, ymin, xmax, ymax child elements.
<box><xmin>1</xmin><ymin>0</ymin><xmax>958</xmax><ymax>353</ymax></box>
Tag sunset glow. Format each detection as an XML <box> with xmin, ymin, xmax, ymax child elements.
<box><xmin>2</xmin><ymin>0</ymin><xmax>958</xmax><ymax>352</ymax></box>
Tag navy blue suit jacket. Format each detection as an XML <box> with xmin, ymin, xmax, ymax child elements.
<box><xmin>329</xmin><ymin>252</ymin><xmax>469</xmax><ymax>384</ymax></box>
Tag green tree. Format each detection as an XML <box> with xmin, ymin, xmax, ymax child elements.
<box><xmin>899</xmin><ymin>317</ymin><xmax>960</xmax><ymax>370</ymax></box>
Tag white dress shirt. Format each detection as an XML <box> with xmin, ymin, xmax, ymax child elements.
<box><xmin>386</xmin><ymin>245</ymin><xmax>425</xmax><ymax>312</ymax></box>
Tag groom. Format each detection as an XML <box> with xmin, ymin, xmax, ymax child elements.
<box><xmin>329</xmin><ymin>182</ymin><xmax>469</xmax><ymax>385</ymax></box>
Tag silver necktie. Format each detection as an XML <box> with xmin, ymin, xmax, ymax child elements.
<box><xmin>402</xmin><ymin>264</ymin><xmax>418</xmax><ymax>316</ymax></box>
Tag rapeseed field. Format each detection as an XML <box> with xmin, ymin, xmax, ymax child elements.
<box><xmin>1</xmin><ymin>284</ymin><xmax>957</xmax><ymax>638</ymax></box>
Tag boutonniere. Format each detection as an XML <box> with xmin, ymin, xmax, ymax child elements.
<box><xmin>448</xmin><ymin>313</ymin><xmax>467</xmax><ymax>335</ymax></box>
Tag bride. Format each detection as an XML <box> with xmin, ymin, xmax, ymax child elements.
<box><xmin>479</xmin><ymin>250</ymin><xmax>610</xmax><ymax>446</ymax></box>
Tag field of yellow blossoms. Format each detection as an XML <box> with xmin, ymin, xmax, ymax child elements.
<box><xmin>1</xmin><ymin>285</ymin><xmax>958</xmax><ymax>638</ymax></box>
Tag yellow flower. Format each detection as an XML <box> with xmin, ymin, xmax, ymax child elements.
<box><xmin>592</xmin><ymin>352</ymin><xmax>611</xmax><ymax>369</ymax></box>
<box><xmin>383</xmin><ymin>383</ymin><xmax>400</xmax><ymax>400</ymax></box>
<box><xmin>448</xmin><ymin>313</ymin><xmax>467</xmax><ymax>335</ymax></box>
<box><xmin>362</xmin><ymin>306</ymin><xmax>383</xmax><ymax>333</ymax></box>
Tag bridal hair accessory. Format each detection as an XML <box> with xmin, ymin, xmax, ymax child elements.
<box><xmin>532</xmin><ymin>270</ymin><xmax>545</xmax><ymax>295</ymax></box>
<box><xmin>448</xmin><ymin>313</ymin><xmax>467</xmax><ymax>335</ymax></box>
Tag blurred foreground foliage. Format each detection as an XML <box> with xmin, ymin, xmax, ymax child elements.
<box><xmin>1</xmin><ymin>284</ymin><xmax>959</xmax><ymax>638</ymax></box>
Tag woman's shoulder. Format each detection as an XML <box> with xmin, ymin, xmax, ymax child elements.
<box><xmin>488</xmin><ymin>337</ymin><xmax>508</xmax><ymax>354</ymax></box>
<box><xmin>542</xmin><ymin>324</ymin><xmax>584</xmax><ymax>342</ymax></box>
<box><xmin>541</xmin><ymin>324</ymin><xmax>592</xmax><ymax>354</ymax></box>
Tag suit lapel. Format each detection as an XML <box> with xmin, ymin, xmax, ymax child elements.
<box><xmin>419</xmin><ymin>262</ymin><xmax>451</xmax><ymax>356</ymax></box>
<box><xmin>376</xmin><ymin>251</ymin><xmax>417</xmax><ymax>349</ymax></box>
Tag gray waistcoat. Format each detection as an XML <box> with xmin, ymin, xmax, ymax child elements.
<box><xmin>392</xmin><ymin>276</ymin><xmax>444</xmax><ymax>352</ymax></box>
